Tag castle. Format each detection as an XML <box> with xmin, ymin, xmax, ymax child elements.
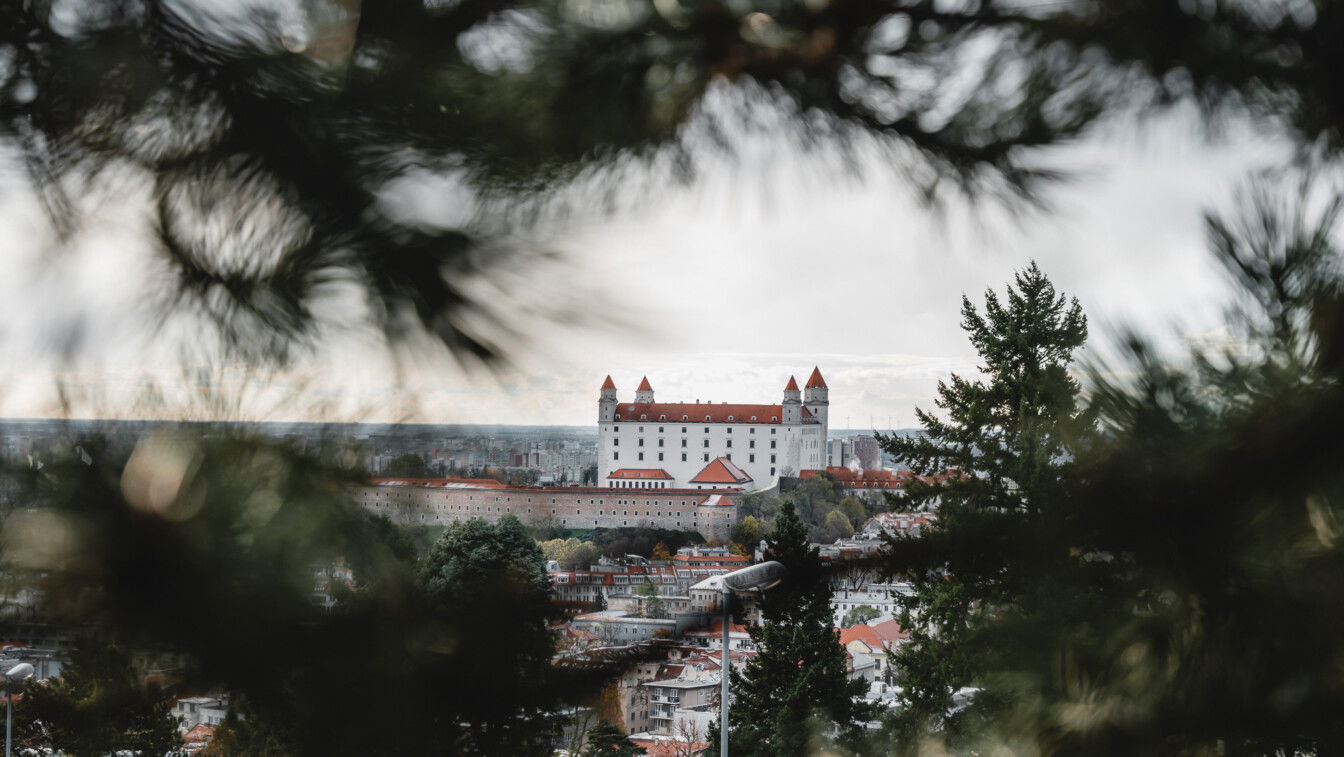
<box><xmin>597</xmin><ymin>368</ymin><xmax>830</xmax><ymax>492</ymax></box>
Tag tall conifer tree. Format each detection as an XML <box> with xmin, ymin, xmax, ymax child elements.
<box><xmin>879</xmin><ymin>262</ymin><xmax>1089</xmax><ymax>747</ymax></box>
<box><xmin>709</xmin><ymin>501</ymin><xmax>875</xmax><ymax>756</ymax></box>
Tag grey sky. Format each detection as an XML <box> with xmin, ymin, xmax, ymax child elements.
<box><xmin>0</xmin><ymin>107</ymin><xmax>1287</xmax><ymax>427</ymax></box>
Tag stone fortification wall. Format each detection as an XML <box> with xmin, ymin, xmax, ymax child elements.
<box><xmin>356</xmin><ymin>484</ymin><xmax>738</xmax><ymax>541</ymax></box>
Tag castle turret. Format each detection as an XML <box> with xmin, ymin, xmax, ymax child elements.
<box><xmin>635</xmin><ymin>376</ymin><xmax>655</xmax><ymax>404</ymax></box>
<box><xmin>803</xmin><ymin>366</ymin><xmax>829</xmax><ymax>429</ymax></box>
<box><xmin>599</xmin><ymin>375</ymin><xmax>617</xmax><ymax>422</ymax></box>
<box><xmin>782</xmin><ymin>375</ymin><xmax>801</xmax><ymax>424</ymax></box>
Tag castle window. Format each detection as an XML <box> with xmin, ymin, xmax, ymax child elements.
<box><xmin>749</xmin><ymin>454</ymin><xmax>755</xmax><ymax>463</ymax></box>
<box><xmin>681</xmin><ymin>453</ymin><xmax>687</xmax><ymax>462</ymax></box>
<box><xmin>703</xmin><ymin>454</ymin><xmax>709</xmax><ymax>462</ymax></box>
<box><xmin>658</xmin><ymin>453</ymin><xmax>664</xmax><ymax>461</ymax></box>
<box><xmin>770</xmin><ymin>440</ymin><xmax>776</xmax><ymax>448</ymax></box>
<box><xmin>703</xmin><ymin>440</ymin><xmax>709</xmax><ymax>448</ymax></box>
<box><xmin>770</xmin><ymin>468</ymin><xmax>775</xmax><ymax>476</ymax></box>
<box><xmin>614</xmin><ymin>452</ymin><xmax>619</xmax><ymax>460</ymax></box>
<box><xmin>659</xmin><ymin>415</ymin><xmax>666</xmax><ymax>421</ymax></box>
<box><xmin>771</xmin><ymin>454</ymin><xmax>776</xmax><ymax>463</ymax></box>
<box><xmin>771</xmin><ymin>417</ymin><xmax>778</xmax><ymax>423</ymax></box>
<box><xmin>638</xmin><ymin>438</ymin><xmax>644</xmax><ymax>446</ymax></box>
<box><xmin>726</xmin><ymin>440</ymin><xmax>732</xmax><ymax>448</ymax></box>
<box><xmin>615</xmin><ymin>414</ymin><xmax>622</xmax><ymax>420</ymax></box>
<box><xmin>705</xmin><ymin>427</ymin><xmax>710</xmax><ymax>433</ymax></box>
<box><xmin>641</xmin><ymin>415</ymin><xmax>647</xmax><ymax>420</ymax></box>
<box><xmin>614</xmin><ymin>438</ymin><xmax>619</xmax><ymax>446</ymax></box>
<box><xmin>658</xmin><ymin>439</ymin><xmax>664</xmax><ymax>447</ymax></box>
<box><xmin>681</xmin><ymin>439</ymin><xmax>687</xmax><ymax>447</ymax></box>
<box><xmin>682</xmin><ymin>415</ymin><xmax>689</xmax><ymax>421</ymax></box>
<box><xmin>727</xmin><ymin>416</ymin><xmax>734</xmax><ymax>422</ymax></box>
<box><xmin>751</xmin><ymin>416</ymin><xmax>757</xmax><ymax>421</ymax></box>
<box><xmin>749</xmin><ymin>440</ymin><xmax>755</xmax><ymax>448</ymax></box>
<box><xmin>614</xmin><ymin>426</ymin><xmax>619</xmax><ymax>432</ymax></box>
<box><xmin>638</xmin><ymin>453</ymin><xmax>644</xmax><ymax>461</ymax></box>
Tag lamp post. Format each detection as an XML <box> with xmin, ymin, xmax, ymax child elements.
<box><xmin>718</xmin><ymin>561</ymin><xmax>786</xmax><ymax>757</ymax></box>
<box><xmin>2</xmin><ymin>662</ymin><xmax>33</xmax><ymax>757</ymax></box>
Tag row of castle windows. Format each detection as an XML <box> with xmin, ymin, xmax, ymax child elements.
<box><xmin>612</xmin><ymin>450</ymin><xmax>776</xmax><ymax>464</ymax></box>
<box><xmin>616</xmin><ymin>438</ymin><xmax>775</xmax><ymax>449</ymax></box>
<box><xmin>615</xmin><ymin>414</ymin><xmax>780</xmax><ymax>422</ymax></box>
<box><xmin>616</xmin><ymin>426</ymin><xmax>777</xmax><ymax>435</ymax></box>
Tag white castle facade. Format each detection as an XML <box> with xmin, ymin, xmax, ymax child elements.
<box><xmin>597</xmin><ymin>368</ymin><xmax>830</xmax><ymax>492</ymax></box>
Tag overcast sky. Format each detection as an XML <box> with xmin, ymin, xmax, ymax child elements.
<box><xmin>0</xmin><ymin>107</ymin><xmax>1289</xmax><ymax>428</ymax></box>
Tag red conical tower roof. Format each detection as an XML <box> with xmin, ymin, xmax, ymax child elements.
<box><xmin>637</xmin><ymin>376</ymin><xmax>653</xmax><ymax>391</ymax></box>
<box><xmin>784</xmin><ymin>375</ymin><xmax>799</xmax><ymax>391</ymax></box>
<box><xmin>805</xmin><ymin>366</ymin><xmax>827</xmax><ymax>388</ymax></box>
<box><xmin>601</xmin><ymin>375</ymin><xmax>616</xmax><ymax>390</ymax></box>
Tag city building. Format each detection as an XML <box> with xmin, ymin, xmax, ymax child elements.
<box><xmin>597</xmin><ymin>368</ymin><xmax>831</xmax><ymax>491</ymax></box>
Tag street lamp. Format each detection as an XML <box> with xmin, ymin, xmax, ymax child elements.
<box><xmin>718</xmin><ymin>561</ymin><xmax>785</xmax><ymax>757</ymax></box>
<box><xmin>2</xmin><ymin>662</ymin><xmax>33</xmax><ymax>757</ymax></box>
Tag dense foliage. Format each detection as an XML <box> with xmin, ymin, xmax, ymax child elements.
<box><xmin>877</xmin><ymin>262</ymin><xmax>1091</xmax><ymax>748</ymax></box>
<box><xmin>708</xmin><ymin>501</ymin><xmax>876</xmax><ymax>756</ymax></box>
<box><xmin>14</xmin><ymin>642</ymin><xmax>181</xmax><ymax>757</ymax></box>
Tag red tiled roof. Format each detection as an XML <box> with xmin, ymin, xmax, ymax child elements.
<box><xmin>806</xmin><ymin>366</ymin><xmax>827</xmax><ymax>388</ymax></box>
<box><xmin>870</xmin><ymin>617</ymin><xmax>910</xmax><ymax>644</ymax></box>
<box><xmin>784</xmin><ymin>375</ymin><xmax>799</xmax><ymax>391</ymax></box>
<box><xmin>690</xmin><ymin>457</ymin><xmax>753</xmax><ymax>485</ymax></box>
<box><xmin>638</xmin><ymin>376</ymin><xmax>653</xmax><ymax>391</ymax></box>
<box><xmin>614</xmin><ymin>403</ymin><xmax>816</xmax><ymax>424</ymax></box>
<box><xmin>687</xmin><ymin>619</ymin><xmax>749</xmax><ymax>636</ymax></box>
<box><xmin>799</xmin><ymin>467</ymin><xmax>909</xmax><ymax>488</ymax></box>
<box><xmin>369</xmin><ymin>477</ymin><xmax>508</xmax><ymax>489</ymax></box>
<box><xmin>183</xmin><ymin>724</ymin><xmax>215</xmax><ymax>743</ymax></box>
<box><xmin>607</xmin><ymin>468</ymin><xmax>673</xmax><ymax>480</ymax></box>
<box><xmin>601</xmin><ymin>375</ymin><xmax>616</xmax><ymax>390</ymax></box>
<box><xmin>632</xmin><ymin>738</ymin><xmax>710</xmax><ymax>757</ymax></box>
<box><xmin>838</xmin><ymin>625</ymin><xmax>881</xmax><ymax>648</ymax></box>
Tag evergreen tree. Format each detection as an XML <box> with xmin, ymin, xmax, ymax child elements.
<box><xmin>581</xmin><ymin>719</ymin><xmax>644</xmax><ymax>756</ymax></box>
<box><xmin>635</xmin><ymin>577</ymin><xmax>667</xmax><ymax>619</ymax></box>
<box><xmin>418</xmin><ymin>515</ymin><xmax>563</xmax><ymax>755</ymax></box>
<box><xmin>879</xmin><ymin>262</ymin><xmax>1090</xmax><ymax>747</ymax></box>
<box><xmin>708</xmin><ymin>501</ymin><xmax>875</xmax><ymax>756</ymax></box>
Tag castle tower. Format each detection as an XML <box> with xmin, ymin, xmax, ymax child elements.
<box><xmin>635</xmin><ymin>376</ymin><xmax>655</xmax><ymax>404</ymax></box>
<box><xmin>803</xmin><ymin>366</ymin><xmax>829</xmax><ymax>430</ymax></box>
<box><xmin>599</xmin><ymin>375</ymin><xmax>617</xmax><ymax>422</ymax></box>
<box><xmin>782</xmin><ymin>375</ymin><xmax>801</xmax><ymax>424</ymax></box>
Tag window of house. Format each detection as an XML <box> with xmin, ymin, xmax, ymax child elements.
<box><xmin>638</xmin><ymin>452</ymin><xmax>644</xmax><ymax>460</ymax></box>
<box><xmin>726</xmin><ymin>440</ymin><xmax>732</xmax><ymax>448</ymax></box>
<box><xmin>771</xmin><ymin>454</ymin><xmax>776</xmax><ymax>463</ymax></box>
<box><xmin>703</xmin><ymin>439</ymin><xmax>709</xmax><ymax>448</ymax></box>
<box><xmin>614</xmin><ymin>452</ymin><xmax>619</xmax><ymax>460</ymax></box>
<box><xmin>681</xmin><ymin>439</ymin><xmax>687</xmax><ymax>447</ymax></box>
<box><xmin>770</xmin><ymin>440</ymin><xmax>776</xmax><ymax>448</ymax></box>
<box><xmin>749</xmin><ymin>440</ymin><xmax>755</xmax><ymax>448</ymax></box>
<box><xmin>681</xmin><ymin>453</ymin><xmax>687</xmax><ymax>461</ymax></box>
<box><xmin>769</xmin><ymin>468</ymin><xmax>775</xmax><ymax>476</ymax></box>
<box><xmin>703</xmin><ymin>454</ymin><xmax>709</xmax><ymax>461</ymax></box>
<box><xmin>658</xmin><ymin>438</ymin><xmax>664</xmax><ymax>447</ymax></box>
<box><xmin>658</xmin><ymin>453</ymin><xmax>664</xmax><ymax>461</ymax></box>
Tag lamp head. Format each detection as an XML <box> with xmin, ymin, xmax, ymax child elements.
<box><xmin>721</xmin><ymin>561</ymin><xmax>786</xmax><ymax>594</ymax></box>
<box><xmin>3</xmin><ymin>662</ymin><xmax>33</xmax><ymax>692</ymax></box>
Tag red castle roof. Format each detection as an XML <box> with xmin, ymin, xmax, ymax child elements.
<box><xmin>637</xmin><ymin>376</ymin><xmax>653</xmax><ymax>391</ymax></box>
<box><xmin>601</xmin><ymin>375</ymin><xmax>616</xmax><ymax>390</ymax></box>
<box><xmin>690</xmin><ymin>457</ymin><xmax>753</xmax><ymax>485</ymax></box>
<box><xmin>615</xmin><ymin>403</ymin><xmax>817</xmax><ymax>424</ymax></box>
<box><xmin>805</xmin><ymin>366</ymin><xmax>827</xmax><ymax>388</ymax></box>
<box><xmin>784</xmin><ymin>375</ymin><xmax>799</xmax><ymax>391</ymax></box>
